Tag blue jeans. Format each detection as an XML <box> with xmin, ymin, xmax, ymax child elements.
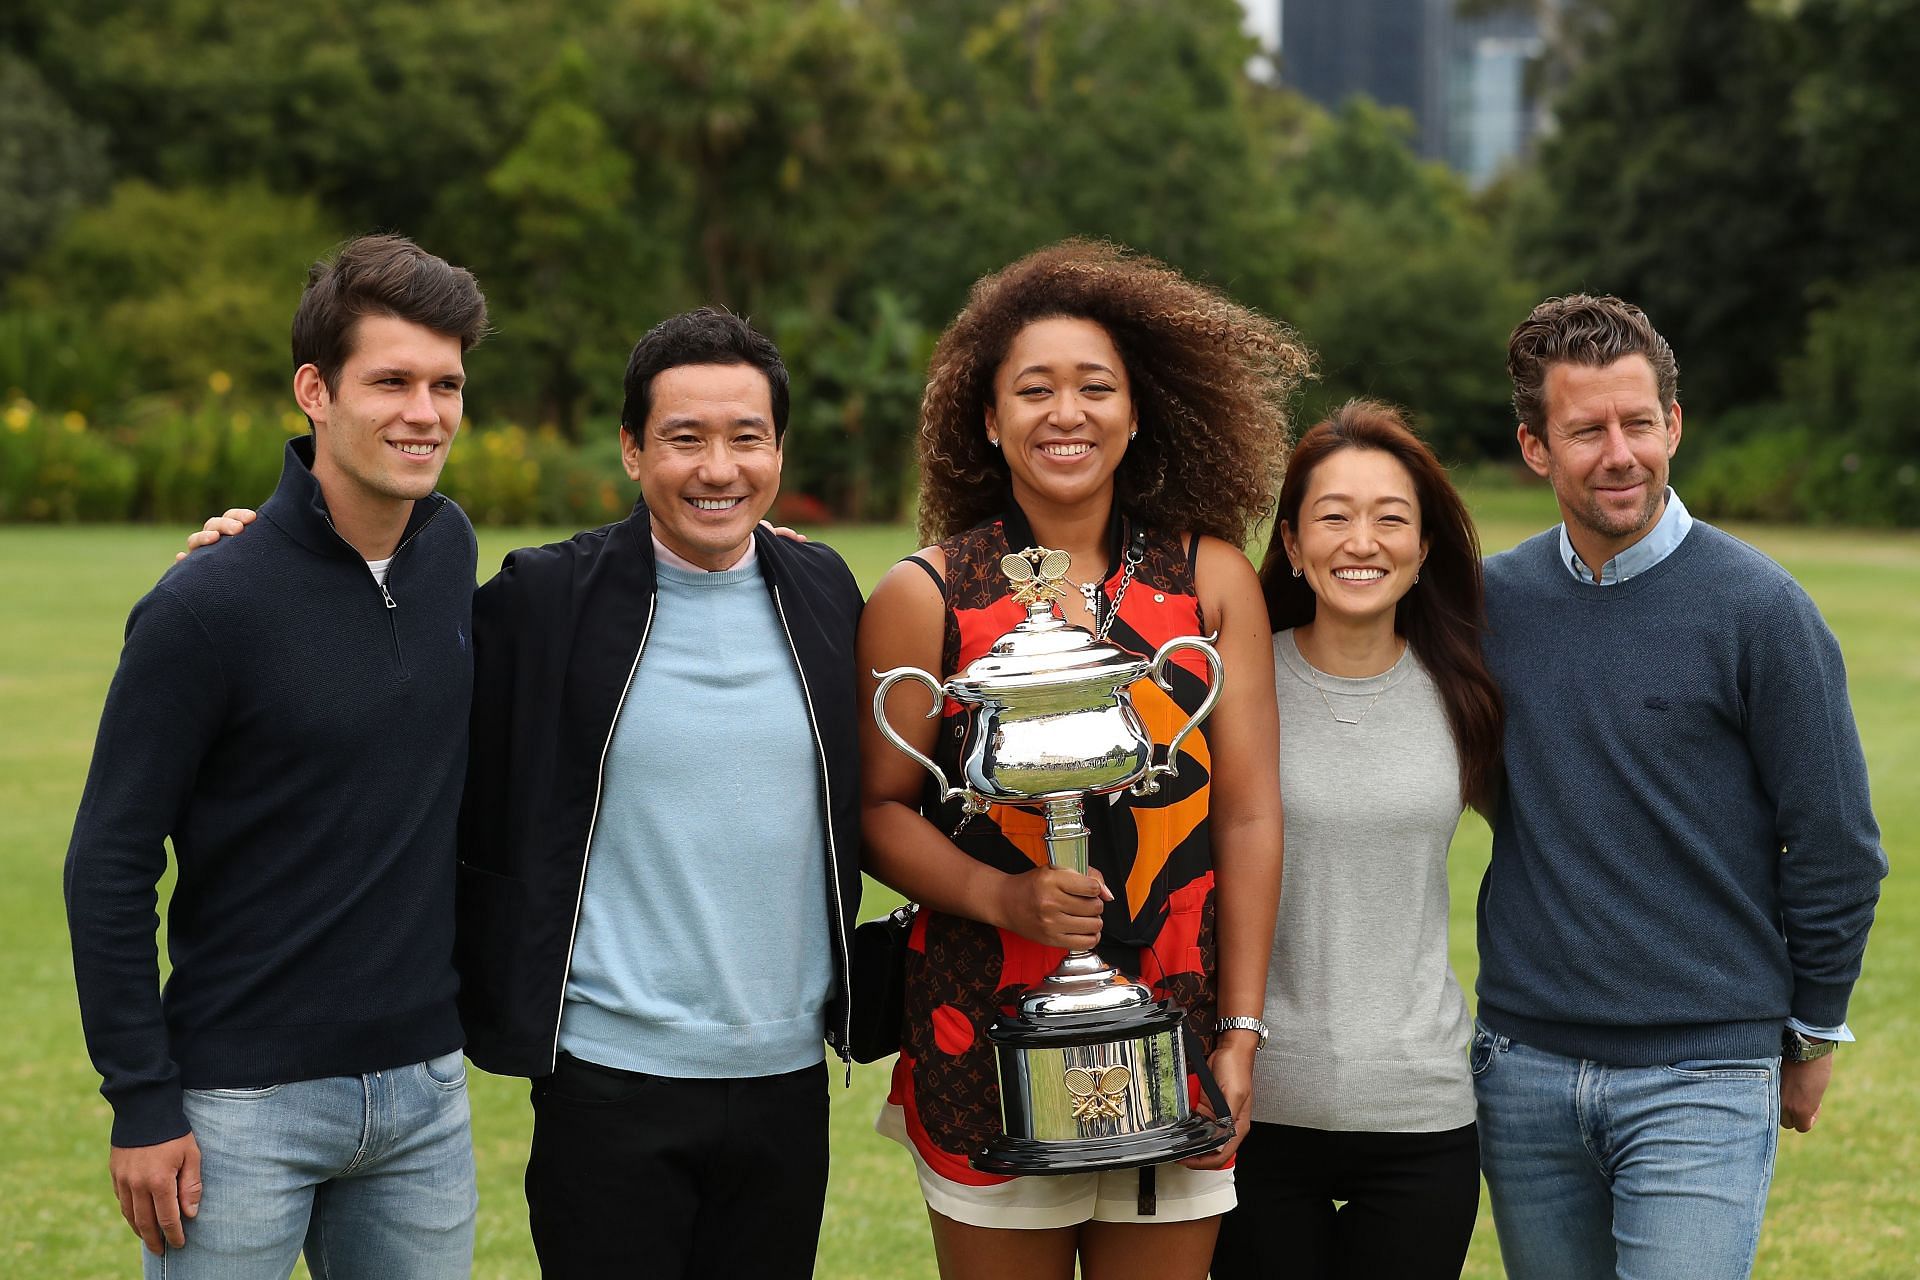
<box><xmin>144</xmin><ymin>1053</ymin><xmax>477</xmax><ymax>1279</ymax></box>
<box><xmin>1470</xmin><ymin>1023</ymin><xmax>1778</xmax><ymax>1280</ymax></box>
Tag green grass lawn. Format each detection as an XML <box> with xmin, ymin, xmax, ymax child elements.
<box><xmin>3</xmin><ymin>483</ymin><xmax>1914</xmax><ymax>1277</ymax></box>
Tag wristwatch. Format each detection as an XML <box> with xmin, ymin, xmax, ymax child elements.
<box><xmin>1216</xmin><ymin>1016</ymin><xmax>1271</xmax><ymax>1049</ymax></box>
<box><xmin>1782</xmin><ymin>1028</ymin><xmax>1837</xmax><ymax>1063</ymax></box>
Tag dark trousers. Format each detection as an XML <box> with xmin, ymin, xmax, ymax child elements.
<box><xmin>1211</xmin><ymin>1121</ymin><xmax>1480</xmax><ymax>1280</ymax></box>
<box><xmin>525</xmin><ymin>1054</ymin><xmax>830</xmax><ymax>1279</ymax></box>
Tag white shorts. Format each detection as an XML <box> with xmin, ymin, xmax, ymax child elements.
<box><xmin>877</xmin><ymin>1102</ymin><xmax>1236</xmax><ymax>1230</ymax></box>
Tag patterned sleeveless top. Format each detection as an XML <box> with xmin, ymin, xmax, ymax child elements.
<box><xmin>885</xmin><ymin>508</ymin><xmax>1221</xmax><ymax>1186</ymax></box>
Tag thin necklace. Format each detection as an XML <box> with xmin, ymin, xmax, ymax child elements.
<box><xmin>1306</xmin><ymin>664</ymin><xmax>1382</xmax><ymax>726</ymax></box>
<box><xmin>1299</xmin><ymin>637</ymin><xmax>1402</xmax><ymax>727</ymax></box>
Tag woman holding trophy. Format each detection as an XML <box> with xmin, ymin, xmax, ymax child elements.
<box><xmin>858</xmin><ymin>240</ymin><xmax>1307</xmax><ymax>1280</ymax></box>
<box><xmin>1210</xmin><ymin>401</ymin><xmax>1503</xmax><ymax>1279</ymax></box>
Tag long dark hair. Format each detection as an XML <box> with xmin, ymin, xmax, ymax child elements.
<box><xmin>1258</xmin><ymin>400</ymin><xmax>1504</xmax><ymax>808</ymax></box>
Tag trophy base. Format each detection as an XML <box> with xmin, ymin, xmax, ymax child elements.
<box><xmin>973</xmin><ymin>1112</ymin><xmax>1236</xmax><ymax>1176</ymax></box>
<box><xmin>971</xmin><ymin>1000</ymin><xmax>1233</xmax><ymax>1176</ymax></box>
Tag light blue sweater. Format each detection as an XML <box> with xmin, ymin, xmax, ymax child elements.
<box><xmin>559</xmin><ymin>557</ymin><xmax>833</xmax><ymax>1077</ymax></box>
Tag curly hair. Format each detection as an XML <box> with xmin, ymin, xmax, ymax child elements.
<box><xmin>916</xmin><ymin>240</ymin><xmax>1311</xmax><ymax>545</ymax></box>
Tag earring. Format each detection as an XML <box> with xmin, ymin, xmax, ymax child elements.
<box><xmin>1129</xmin><ymin>428</ymin><xmax>1138</xmax><ymax>441</ymax></box>
<box><xmin>1413</xmin><ymin>571</ymin><xmax>1421</xmax><ymax>584</ymax></box>
<box><xmin>988</xmin><ymin>437</ymin><xmax>1000</xmax><ymax>449</ymax></box>
<box><xmin>1291</xmin><ymin>565</ymin><xmax>1302</xmax><ymax>578</ymax></box>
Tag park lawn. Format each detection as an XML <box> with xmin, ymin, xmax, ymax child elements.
<box><xmin>2</xmin><ymin>487</ymin><xmax>1913</xmax><ymax>1277</ymax></box>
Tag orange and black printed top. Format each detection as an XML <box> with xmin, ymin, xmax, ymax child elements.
<box><xmin>884</xmin><ymin>507</ymin><xmax>1220</xmax><ymax>1186</ymax></box>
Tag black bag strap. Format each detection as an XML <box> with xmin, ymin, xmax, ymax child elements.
<box><xmin>1137</xmin><ymin>1025</ymin><xmax>1234</xmax><ymax>1216</ymax></box>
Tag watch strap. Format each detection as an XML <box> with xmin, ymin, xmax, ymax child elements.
<box><xmin>1216</xmin><ymin>1016</ymin><xmax>1270</xmax><ymax>1047</ymax></box>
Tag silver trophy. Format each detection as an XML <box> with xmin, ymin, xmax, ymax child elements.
<box><xmin>872</xmin><ymin>546</ymin><xmax>1233</xmax><ymax>1174</ymax></box>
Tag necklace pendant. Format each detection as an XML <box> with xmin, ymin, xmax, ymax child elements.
<box><xmin>1330</xmin><ymin>709</ymin><xmax>1364</xmax><ymax>726</ymax></box>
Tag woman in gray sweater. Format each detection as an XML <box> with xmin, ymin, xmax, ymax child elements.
<box><xmin>1211</xmin><ymin>401</ymin><xmax>1504</xmax><ymax>1280</ymax></box>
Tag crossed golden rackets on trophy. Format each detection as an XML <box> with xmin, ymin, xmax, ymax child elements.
<box><xmin>1063</xmin><ymin>1063</ymin><xmax>1134</xmax><ymax>1123</ymax></box>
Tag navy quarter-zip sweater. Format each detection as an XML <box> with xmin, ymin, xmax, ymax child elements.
<box><xmin>65</xmin><ymin>437</ymin><xmax>475</xmax><ymax>1146</ymax></box>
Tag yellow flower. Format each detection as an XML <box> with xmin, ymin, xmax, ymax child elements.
<box><xmin>282</xmin><ymin>411</ymin><xmax>307</xmax><ymax>434</ymax></box>
<box><xmin>231</xmin><ymin>412</ymin><xmax>252</xmax><ymax>433</ymax></box>
<box><xmin>208</xmin><ymin>370</ymin><xmax>233</xmax><ymax>396</ymax></box>
<box><xmin>3</xmin><ymin>404</ymin><xmax>29</xmax><ymax>433</ymax></box>
<box><xmin>63</xmin><ymin>410</ymin><xmax>88</xmax><ymax>434</ymax></box>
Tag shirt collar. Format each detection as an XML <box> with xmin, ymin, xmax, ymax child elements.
<box><xmin>652</xmin><ymin>531</ymin><xmax>757</xmax><ymax>574</ymax></box>
<box><xmin>1559</xmin><ymin>488</ymin><xmax>1692</xmax><ymax>585</ymax></box>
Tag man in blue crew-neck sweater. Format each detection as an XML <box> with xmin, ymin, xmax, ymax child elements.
<box><xmin>1470</xmin><ymin>294</ymin><xmax>1886</xmax><ymax>1280</ymax></box>
<box><xmin>65</xmin><ymin>236</ymin><xmax>489</xmax><ymax>1275</ymax></box>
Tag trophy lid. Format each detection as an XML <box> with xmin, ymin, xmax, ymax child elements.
<box><xmin>946</xmin><ymin>548</ymin><xmax>1152</xmax><ymax>697</ymax></box>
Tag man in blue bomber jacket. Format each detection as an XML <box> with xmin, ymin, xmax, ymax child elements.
<box><xmin>455</xmin><ymin>308</ymin><xmax>864</xmax><ymax>1279</ymax></box>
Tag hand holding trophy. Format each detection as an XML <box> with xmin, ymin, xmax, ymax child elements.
<box><xmin>872</xmin><ymin>546</ymin><xmax>1232</xmax><ymax>1174</ymax></box>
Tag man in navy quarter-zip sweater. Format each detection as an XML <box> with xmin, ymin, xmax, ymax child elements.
<box><xmin>455</xmin><ymin>308</ymin><xmax>864</xmax><ymax>1280</ymax></box>
<box><xmin>1471</xmin><ymin>294</ymin><xmax>1886</xmax><ymax>1280</ymax></box>
<box><xmin>65</xmin><ymin>235</ymin><xmax>489</xmax><ymax>1276</ymax></box>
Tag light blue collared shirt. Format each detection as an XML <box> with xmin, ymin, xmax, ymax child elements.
<box><xmin>1555</xmin><ymin>488</ymin><xmax>1855</xmax><ymax>1048</ymax></box>
<box><xmin>1558</xmin><ymin>488</ymin><xmax>1693</xmax><ymax>584</ymax></box>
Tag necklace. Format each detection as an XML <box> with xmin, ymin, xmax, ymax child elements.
<box><xmin>1305</xmin><ymin>663</ymin><xmax>1382</xmax><ymax>726</ymax></box>
<box><xmin>1299</xmin><ymin>638</ymin><xmax>1403</xmax><ymax>727</ymax></box>
<box><xmin>1079</xmin><ymin>539</ymin><xmax>1144</xmax><ymax>642</ymax></box>
<box><xmin>1006</xmin><ymin>533</ymin><xmax>1145</xmax><ymax>643</ymax></box>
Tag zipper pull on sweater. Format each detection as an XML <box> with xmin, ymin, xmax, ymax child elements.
<box><xmin>380</xmin><ymin>582</ymin><xmax>397</xmax><ymax>609</ymax></box>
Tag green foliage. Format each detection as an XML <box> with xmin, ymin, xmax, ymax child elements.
<box><xmin>12</xmin><ymin>182</ymin><xmax>341</xmax><ymax>400</ymax></box>
<box><xmin>1790</xmin><ymin>0</ymin><xmax>1920</xmax><ymax>276</ymax></box>
<box><xmin>30</xmin><ymin>0</ymin><xmax>550</xmax><ymax>235</ymax></box>
<box><xmin>1274</xmin><ymin>101</ymin><xmax>1536</xmax><ymax>460</ymax></box>
<box><xmin>0</xmin><ymin>309</ymin><xmax>137</xmax><ymax>415</ymax></box>
<box><xmin>440</xmin><ymin>424</ymin><xmax>634</xmax><ymax>527</ymax></box>
<box><xmin>454</xmin><ymin>42</ymin><xmax>690</xmax><ymax>435</ymax></box>
<box><xmin>1787</xmin><ymin>269</ymin><xmax>1920</xmax><ymax>463</ymax></box>
<box><xmin>594</xmin><ymin>0</ymin><xmax>930</xmax><ymax>313</ymax></box>
<box><xmin>0</xmin><ymin>51</ymin><xmax>109</xmax><ymax>279</ymax></box>
<box><xmin>1513</xmin><ymin>0</ymin><xmax>1822</xmax><ymax>413</ymax></box>
<box><xmin>775</xmin><ymin>289</ymin><xmax>934</xmax><ymax>521</ymax></box>
<box><xmin>120</xmin><ymin>399</ymin><xmax>305</xmax><ymax>523</ymax></box>
<box><xmin>0</xmin><ymin>398</ymin><xmax>136</xmax><ymax>521</ymax></box>
<box><xmin>862</xmin><ymin>0</ymin><xmax>1282</xmax><ymax>324</ymax></box>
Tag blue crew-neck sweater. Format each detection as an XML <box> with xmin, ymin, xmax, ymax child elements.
<box><xmin>64</xmin><ymin>438</ymin><xmax>475</xmax><ymax>1146</ymax></box>
<box><xmin>1476</xmin><ymin>523</ymin><xmax>1884</xmax><ymax>1065</ymax></box>
<box><xmin>559</xmin><ymin>556</ymin><xmax>833</xmax><ymax>1078</ymax></box>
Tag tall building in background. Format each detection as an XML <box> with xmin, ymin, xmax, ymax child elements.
<box><xmin>1256</xmin><ymin>0</ymin><xmax>1548</xmax><ymax>188</ymax></box>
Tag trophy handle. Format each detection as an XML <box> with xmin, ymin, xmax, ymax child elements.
<box><xmin>1131</xmin><ymin>634</ymin><xmax>1224</xmax><ymax>797</ymax></box>
<box><xmin>871</xmin><ymin>665</ymin><xmax>974</xmax><ymax>807</ymax></box>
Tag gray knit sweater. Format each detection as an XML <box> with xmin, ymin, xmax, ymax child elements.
<box><xmin>1254</xmin><ymin>631</ymin><xmax>1475</xmax><ymax>1133</ymax></box>
<box><xmin>1477</xmin><ymin>524</ymin><xmax>1885</xmax><ymax>1065</ymax></box>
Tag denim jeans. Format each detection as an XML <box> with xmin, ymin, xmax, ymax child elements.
<box><xmin>143</xmin><ymin>1052</ymin><xmax>477</xmax><ymax>1279</ymax></box>
<box><xmin>1470</xmin><ymin>1022</ymin><xmax>1779</xmax><ymax>1280</ymax></box>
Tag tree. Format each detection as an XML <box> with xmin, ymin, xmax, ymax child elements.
<box><xmin>1513</xmin><ymin>0</ymin><xmax>1823</xmax><ymax>414</ymax></box>
<box><xmin>1273</xmin><ymin>100</ymin><xmax>1535</xmax><ymax>459</ymax></box>
<box><xmin>857</xmin><ymin>0</ymin><xmax>1289</xmax><ymax>327</ymax></box>
<box><xmin>14</xmin><ymin>182</ymin><xmax>343</xmax><ymax>399</ymax></box>
<box><xmin>29</xmin><ymin>0</ymin><xmax>554</xmax><ymax>235</ymax></box>
<box><xmin>593</xmin><ymin>0</ymin><xmax>930</xmax><ymax>316</ymax></box>
<box><xmin>1788</xmin><ymin>0</ymin><xmax>1920</xmax><ymax>277</ymax></box>
<box><xmin>0</xmin><ymin>52</ymin><xmax>109</xmax><ymax>279</ymax></box>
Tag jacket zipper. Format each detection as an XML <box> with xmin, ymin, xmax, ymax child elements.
<box><xmin>770</xmin><ymin>583</ymin><xmax>856</xmax><ymax>1087</ymax></box>
<box><xmin>547</xmin><ymin>592</ymin><xmax>657</xmax><ymax>1071</ymax></box>
<box><xmin>325</xmin><ymin>501</ymin><xmax>443</xmax><ymax>676</ymax></box>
